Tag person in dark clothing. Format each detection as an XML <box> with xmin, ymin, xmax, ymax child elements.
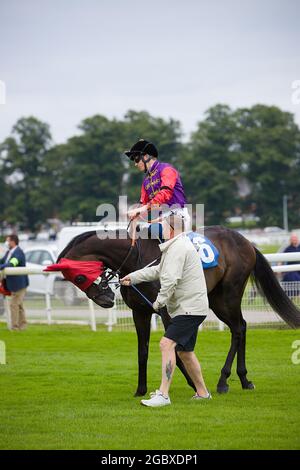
<box><xmin>0</xmin><ymin>234</ymin><xmax>29</xmax><ymax>330</ymax></box>
<box><xmin>282</xmin><ymin>233</ymin><xmax>300</xmax><ymax>283</ymax></box>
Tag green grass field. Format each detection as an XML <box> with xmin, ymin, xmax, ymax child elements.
<box><xmin>0</xmin><ymin>325</ymin><xmax>299</xmax><ymax>450</ymax></box>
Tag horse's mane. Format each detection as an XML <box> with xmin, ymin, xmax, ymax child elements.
<box><xmin>57</xmin><ymin>230</ymin><xmax>96</xmax><ymax>261</ymax></box>
<box><xmin>56</xmin><ymin>227</ymin><xmax>160</xmax><ymax>262</ymax></box>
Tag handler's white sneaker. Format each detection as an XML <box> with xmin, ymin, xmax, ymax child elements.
<box><xmin>141</xmin><ymin>390</ymin><xmax>171</xmax><ymax>407</ymax></box>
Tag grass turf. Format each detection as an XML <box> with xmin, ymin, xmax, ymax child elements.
<box><xmin>0</xmin><ymin>325</ymin><xmax>299</xmax><ymax>450</ymax></box>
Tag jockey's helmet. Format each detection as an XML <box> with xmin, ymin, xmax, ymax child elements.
<box><xmin>124</xmin><ymin>139</ymin><xmax>158</xmax><ymax>162</ymax></box>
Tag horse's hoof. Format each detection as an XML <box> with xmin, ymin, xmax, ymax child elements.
<box><xmin>243</xmin><ymin>382</ymin><xmax>255</xmax><ymax>390</ymax></box>
<box><xmin>134</xmin><ymin>390</ymin><xmax>147</xmax><ymax>397</ymax></box>
<box><xmin>217</xmin><ymin>384</ymin><xmax>229</xmax><ymax>394</ymax></box>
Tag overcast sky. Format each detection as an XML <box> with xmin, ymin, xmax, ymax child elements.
<box><xmin>0</xmin><ymin>0</ymin><xmax>299</xmax><ymax>144</ymax></box>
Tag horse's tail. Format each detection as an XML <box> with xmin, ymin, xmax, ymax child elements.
<box><xmin>252</xmin><ymin>247</ymin><xmax>300</xmax><ymax>328</ymax></box>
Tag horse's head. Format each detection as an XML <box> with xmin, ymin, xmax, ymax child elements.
<box><xmin>44</xmin><ymin>257</ymin><xmax>115</xmax><ymax>309</ymax></box>
<box><xmin>85</xmin><ymin>275</ymin><xmax>115</xmax><ymax>308</ymax></box>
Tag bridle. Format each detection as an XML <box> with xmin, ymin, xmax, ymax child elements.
<box><xmin>100</xmin><ymin>219</ymin><xmax>141</xmax><ymax>285</ymax></box>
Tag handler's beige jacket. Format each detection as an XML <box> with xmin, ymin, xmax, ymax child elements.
<box><xmin>129</xmin><ymin>233</ymin><xmax>210</xmax><ymax>318</ymax></box>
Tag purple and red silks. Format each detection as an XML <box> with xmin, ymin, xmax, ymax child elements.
<box><xmin>44</xmin><ymin>258</ymin><xmax>105</xmax><ymax>292</ymax></box>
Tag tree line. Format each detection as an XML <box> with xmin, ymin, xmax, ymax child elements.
<box><xmin>0</xmin><ymin>105</ymin><xmax>299</xmax><ymax>231</ymax></box>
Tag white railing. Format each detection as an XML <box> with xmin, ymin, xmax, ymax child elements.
<box><xmin>264</xmin><ymin>252</ymin><xmax>300</xmax><ymax>263</ymax></box>
<box><xmin>3</xmin><ymin>249</ymin><xmax>300</xmax><ymax>277</ymax></box>
<box><xmin>1</xmin><ymin>251</ymin><xmax>300</xmax><ymax>331</ymax></box>
<box><xmin>264</xmin><ymin>252</ymin><xmax>300</xmax><ymax>272</ymax></box>
<box><xmin>0</xmin><ymin>268</ymin><xmax>99</xmax><ymax>331</ymax></box>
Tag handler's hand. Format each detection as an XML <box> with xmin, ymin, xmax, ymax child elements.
<box><xmin>120</xmin><ymin>275</ymin><xmax>132</xmax><ymax>286</ymax></box>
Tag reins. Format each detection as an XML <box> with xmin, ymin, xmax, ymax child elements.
<box><xmin>104</xmin><ymin>218</ymin><xmax>138</xmax><ymax>282</ymax></box>
<box><xmin>103</xmin><ymin>217</ymin><xmax>160</xmax><ymax>310</ymax></box>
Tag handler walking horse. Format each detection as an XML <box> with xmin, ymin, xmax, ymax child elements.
<box><xmin>47</xmin><ymin>226</ymin><xmax>300</xmax><ymax>396</ymax></box>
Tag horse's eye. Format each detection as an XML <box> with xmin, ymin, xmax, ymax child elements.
<box><xmin>74</xmin><ymin>274</ymin><xmax>87</xmax><ymax>285</ymax></box>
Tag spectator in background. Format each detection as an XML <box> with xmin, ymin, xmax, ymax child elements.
<box><xmin>282</xmin><ymin>233</ymin><xmax>300</xmax><ymax>283</ymax></box>
<box><xmin>49</xmin><ymin>226</ymin><xmax>57</xmax><ymax>241</ymax></box>
<box><xmin>0</xmin><ymin>234</ymin><xmax>29</xmax><ymax>330</ymax></box>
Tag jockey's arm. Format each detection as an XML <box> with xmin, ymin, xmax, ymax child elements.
<box><xmin>128</xmin><ymin>167</ymin><xmax>178</xmax><ymax>220</ymax></box>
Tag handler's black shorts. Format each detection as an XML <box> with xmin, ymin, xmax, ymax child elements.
<box><xmin>164</xmin><ymin>315</ymin><xmax>206</xmax><ymax>352</ymax></box>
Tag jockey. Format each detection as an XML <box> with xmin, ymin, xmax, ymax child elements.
<box><xmin>124</xmin><ymin>139</ymin><xmax>191</xmax><ymax>232</ymax></box>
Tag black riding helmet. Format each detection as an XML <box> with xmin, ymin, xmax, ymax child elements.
<box><xmin>124</xmin><ymin>139</ymin><xmax>158</xmax><ymax>173</ymax></box>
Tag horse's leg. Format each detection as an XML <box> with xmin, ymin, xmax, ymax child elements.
<box><xmin>236</xmin><ymin>316</ymin><xmax>255</xmax><ymax>390</ymax></box>
<box><xmin>209</xmin><ymin>287</ymin><xmax>243</xmax><ymax>394</ymax></box>
<box><xmin>216</xmin><ymin>324</ymin><xmax>241</xmax><ymax>393</ymax></box>
<box><xmin>159</xmin><ymin>307</ymin><xmax>196</xmax><ymax>392</ymax></box>
<box><xmin>132</xmin><ymin>308</ymin><xmax>152</xmax><ymax>397</ymax></box>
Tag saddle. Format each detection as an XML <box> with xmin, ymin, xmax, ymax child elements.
<box><xmin>135</xmin><ymin>224</ymin><xmax>219</xmax><ymax>269</ymax></box>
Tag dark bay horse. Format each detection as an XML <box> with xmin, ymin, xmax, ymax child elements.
<box><xmin>56</xmin><ymin>226</ymin><xmax>300</xmax><ymax>396</ymax></box>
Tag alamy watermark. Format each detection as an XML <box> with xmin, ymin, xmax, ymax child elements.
<box><xmin>291</xmin><ymin>340</ymin><xmax>300</xmax><ymax>365</ymax></box>
<box><xmin>291</xmin><ymin>80</ymin><xmax>300</xmax><ymax>105</ymax></box>
<box><xmin>94</xmin><ymin>196</ymin><xmax>205</xmax><ymax>239</ymax></box>
<box><xmin>0</xmin><ymin>340</ymin><xmax>6</xmax><ymax>365</ymax></box>
<box><xmin>0</xmin><ymin>80</ymin><xmax>6</xmax><ymax>105</ymax></box>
